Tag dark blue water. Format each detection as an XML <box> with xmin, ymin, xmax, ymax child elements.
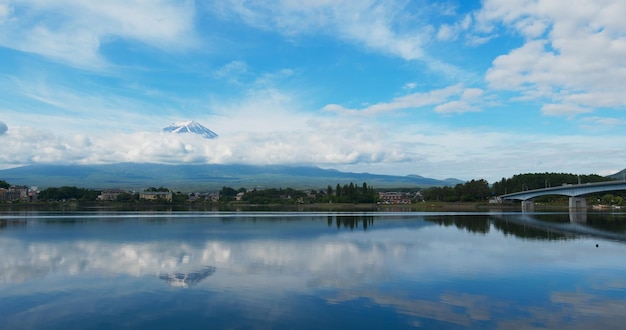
<box><xmin>1</xmin><ymin>211</ymin><xmax>626</xmax><ymax>329</ymax></box>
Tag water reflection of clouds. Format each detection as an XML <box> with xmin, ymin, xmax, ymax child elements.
<box><xmin>595</xmin><ymin>278</ymin><xmax>626</xmax><ymax>291</ymax></box>
<box><xmin>1</xmin><ymin>225</ymin><xmax>625</xmax><ymax>285</ymax></box>
<box><xmin>324</xmin><ymin>285</ymin><xmax>626</xmax><ymax>328</ymax></box>
<box><xmin>326</xmin><ymin>289</ymin><xmax>496</xmax><ymax>328</ymax></box>
<box><xmin>0</xmin><ymin>238</ymin><xmax>231</xmax><ymax>283</ymax></box>
<box><xmin>2</xmin><ymin>218</ymin><xmax>626</xmax><ymax>328</ymax></box>
<box><xmin>503</xmin><ymin>291</ymin><xmax>626</xmax><ymax>329</ymax></box>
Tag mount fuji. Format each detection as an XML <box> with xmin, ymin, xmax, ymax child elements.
<box><xmin>163</xmin><ymin>121</ymin><xmax>218</xmax><ymax>139</ymax></box>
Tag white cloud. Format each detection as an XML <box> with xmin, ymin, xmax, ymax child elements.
<box><xmin>403</xmin><ymin>82</ymin><xmax>417</xmax><ymax>90</ymax></box>
<box><xmin>214</xmin><ymin>60</ymin><xmax>250</xmax><ymax>83</ymax></box>
<box><xmin>434</xmin><ymin>100</ymin><xmax>478</xmax><ymax>114</ymax></box>
<box><xmin>0</xmin><ymin>0</ymin><xmax>197</xmax><ymax>69</ymax></box>
<box><xmin>3</xmin><ymin>64</ymin><xmax>622</xmax><ymax>182</ymax></box>
<box><xmin>334</xmin><ymin>125</ymin><xmax>626</xmax><ymax>181</ymax></box>
<box><xmin>5</xmin><ymin>114</ymin><xmax>626</xmax><ymax>183</ymax></box>
<box><xmin>209</xmin><ymin>0</ymin><xmax>429</xmax><ymax>61</ymax></box>
<box><xmin>1</xmin><ymin>64</ymin><xmax>414</xmax><ymax>169</ymax></box>
<box><xmin>583</xmin><ymin>116</ymin><xmax>626</xmax><ymax>127</ymax></box>
<box><xmin>323</xmin><ymin>85</ymin><xmax>487</xmax><ymax>116</ymax></box>
<box><xmin>462</xmin><ymin>88</ymin><xmax>484</xmax><ymax>100</ymax></box>
<box><xmin>0</xmin><ymin>118</ymin><xmax>409</xmax><ymax>169</ymax></box>
<box><xmin>322</xmin><ymin>85</ymin><xmax>465</xmax><ymax>116</ymax></box>
<box><xmin>0</xmin><ymin>71</ymin><xmax>198</xmax><ymax>135</ymax></box>
<box><xmin>434</xmin><ymin>87</ymin><xmax>485</xmax><ymax>113</ymax></box>
<box><xmin>437</xmin><ymin>14</ymin><xmax>472</xmax><ymax>42</ymax></box>
<box><xmin>542</xmin><ymin>103</ymin><xmax>591</xmax><ymax>117</ymax></box>
<box><xmin>437</xmin><ymin>24</ymin><xmax>457</xmax><ymax>41</ymax></box>
<box><xmin>0</xmin><ymin>2</ymin><xmax>11</xmax><ymax>24</ymax></box>
<box><xmin>478</xmin><ymin>0</ymin><xmax>626</xmax><ymax>116</ymax></box>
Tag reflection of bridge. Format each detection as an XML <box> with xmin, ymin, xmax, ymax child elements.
<box><xmin>493</xmin><ymin>213</ymin><xmax>626</xmax><ymax>243</ymax></box>
<box><xmin>499</xmin><ymin>180</ymin><xmax>626</xmax><ymax>210</ymax></box>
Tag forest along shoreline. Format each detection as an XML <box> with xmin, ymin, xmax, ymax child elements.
<box><xmin>0</xmin><ymin>200</ymin><xmax>565</xmax><ymax>213</ymax></box>
<box><xmin>2</xmin><ymin>172</ymin><xmax>621</xmax><ymax>212</ymax></box>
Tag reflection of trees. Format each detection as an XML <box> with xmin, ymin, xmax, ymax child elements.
<box><xmin>327</xmin><ymin>215</ymin><xmax>374</xmax><ymax>231</ymax></box>
<box><xmin>531</xmin><ymin>213</ymin><xmax>571</xmax><ymax>223</ymax></box>
<box><xmin>0</xmin><ymin>219</ymin><xmax>26</xmax><ymax>231</ymax></box>
<box><xmin>585</xmin><ymin>214</ymin><xmax>626</xmax><ymax>233</ymax></box>
<box><xmin>491</xmin><ymin>218</ymin><xmax>569</xmax><ymax>241</ymax></box>
<box><xmin>492</xmin><ymin>213</ymin><xmax>626</xmax><ymax>242</ymax></box>
<box><xmin>425</xmin><ymin>216</ymin><xmax>490</xmax><ymax>234</ymax></box>
<box><xmin>425</xmin><ymin>214</ymin><xmax>573</xmax><ymax>240</ymax></box>
<box><xmin>159</xmin><ymin>266</ymin><xmax>216</xmax><ymax>288</ymax></box>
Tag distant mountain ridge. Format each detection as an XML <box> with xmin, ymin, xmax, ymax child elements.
<box><xmin>0</xmin><ymin>163</ymin><xmax>463</xmax><ymax>191</ymax></box>
<box><xmin>607</xmin><ymin>169</ymin><xmax>626</xmax><ymax>181</ymax></box>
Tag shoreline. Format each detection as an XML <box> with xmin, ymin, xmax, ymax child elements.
<box><xmin>0</xmin><ymin>201</ymin><xmax>571</xmax><ymax>213</ymax></box>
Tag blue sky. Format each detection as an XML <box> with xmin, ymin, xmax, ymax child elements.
<box><xmin>1</xmin><ymin>0</ymin><xmax>625</xmax><ymax>182</ymax></box>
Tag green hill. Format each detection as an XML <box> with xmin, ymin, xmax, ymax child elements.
<box><xmin>0</xmin><ymin>163</ymin><xmax>463</xmax><ymax>191</ymax></box>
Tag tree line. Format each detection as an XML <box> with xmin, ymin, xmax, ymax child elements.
<box><xmin>491</xmin><ymin>172</ymin><xmax>606</xmax><ymax>195</ymax></box>
<box><xmin>3</xmin><ymin>172</ymin><xmax>621</xmax><ymax>204</ymax></box>
<box><xmin>422</xmin><ymin>179</ymin><xmax>490</xmax><ymax>202</ymax></box>
<box><xmin>325</xmin><ymin>182</ymin><xmax>377</xmax><ymax>203</ymax></box>
<box><xmin>423</xmin><ymin>172</ymin><xmax>617</xmax><ymax>203</ymax></box>
<box><xmin>219</xmin><ymin>182</ymin><xmax>378</xmax><ymax>204</ymax></box>
<box><xmin>38</xmin><ymin>186</ymin><xmax>101</xmax><ymax>201</ymax></box>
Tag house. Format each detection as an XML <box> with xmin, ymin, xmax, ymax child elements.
<box><xmin>28</xmin><ymin>186</ymin><xmax>38</xmax><ymax>202</ymax></box>
<box><xmin>0</xmin><ymin>188</ymin><xmax>7</xmax><ymax>201</ymax></box>
<box><xmin>140</xmin><ymin>191</ymin><xmax>173</xmax><ymax>202</ymax></box>
<box><xmin>378</xmin><ymin>192</ymin><xmax>412</xmax><ymax>204</ymax></box>
<box><xmin>97</xmin><ymin>189</ymin><xmax>127</xmax><ymax>201</ymax></box>
<box><xmin>0</xmin><ymin>186</ymin><xmax>30</xmax><ymax>202</ymax></box>
<box><xmin>207</xmin><ymin>192</ymin><xmax>220</xmax><ymax>202</ymax></box>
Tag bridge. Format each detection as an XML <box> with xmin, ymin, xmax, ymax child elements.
<box><xmin>499</xmin><ymin>180</ymin><xmax>626</xmax><ymax>210</ymax></box>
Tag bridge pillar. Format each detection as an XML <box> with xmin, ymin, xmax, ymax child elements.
<box><xmin>569</xmin><ymin>197</ymin><xmax>587</xmax><ymax>210</ymax></box>
<box><xmin>569</xmin><ymin>210</ymin><xmax>587</xmax><ymax>223</ymax></box>
<box><xmin>521</xmin><ymin>200</ymin><xmax>535</xmax><ymax>212</ymax></box>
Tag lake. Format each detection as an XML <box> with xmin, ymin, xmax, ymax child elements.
<box><xmin>1</xmin><ymin>211</ymin><xmax>626</xmax><ymax>329</ymax></box>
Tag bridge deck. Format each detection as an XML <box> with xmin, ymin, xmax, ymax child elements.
<box><xmin>500</xmin><ymin>180</ymin><xmax>626</xmax><ymax>201</ymax></box>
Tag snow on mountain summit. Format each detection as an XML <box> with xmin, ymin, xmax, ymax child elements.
<box><xmin>163</xmin><ymin>120</ymin><xmax>218</xmax><ymax>139</ymax></box>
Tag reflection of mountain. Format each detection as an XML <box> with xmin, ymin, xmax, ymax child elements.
<box><xmin>159</xmin><ymin>266</ymin><xmax>216</xmax><ymax>288</ymax></box>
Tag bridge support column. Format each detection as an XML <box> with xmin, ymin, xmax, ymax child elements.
<box><xmin>569</xmin><ymin>197</ymin><xmax>587</xmax><ymax>210</ymax></box>
<box><xmin>569</xmin><ymin>210</ymin><xmax>587</xmax><ymax>223</ymax></box>
<box><xmin>521</xmin><ymin>200</ymin><xmax>535</xmax><ymax>212</ymax></box>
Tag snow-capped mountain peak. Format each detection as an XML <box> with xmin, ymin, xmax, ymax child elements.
<box><xmin>163</xmin><ymin>121</ymin><xmax>218</xmax><ymax>139</ymax></box>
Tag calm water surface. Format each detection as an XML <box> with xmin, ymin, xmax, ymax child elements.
<box><xmin>1</xmin><ymin>211</ymin><xmax>626</xmax><ymax>329</ymax></box>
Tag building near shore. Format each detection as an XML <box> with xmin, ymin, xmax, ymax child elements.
<box><xmin>0</xmin><ymin>185</ymin><xmax>34</xmax><ymax>202</ymax></box>
<box><xmin>378</xmin><ymin>192</ymin><xmax>414</xmax><ymax>204</ymax></box>
<box><xmin>139</xmin><ymin>191</ymin><xmax>173</xmax><ymax>202</ymax></box>
<box><xmin>97</xmin><ymin>189</ymin><xmax>127</xmax><ymax>201</ymax></box>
